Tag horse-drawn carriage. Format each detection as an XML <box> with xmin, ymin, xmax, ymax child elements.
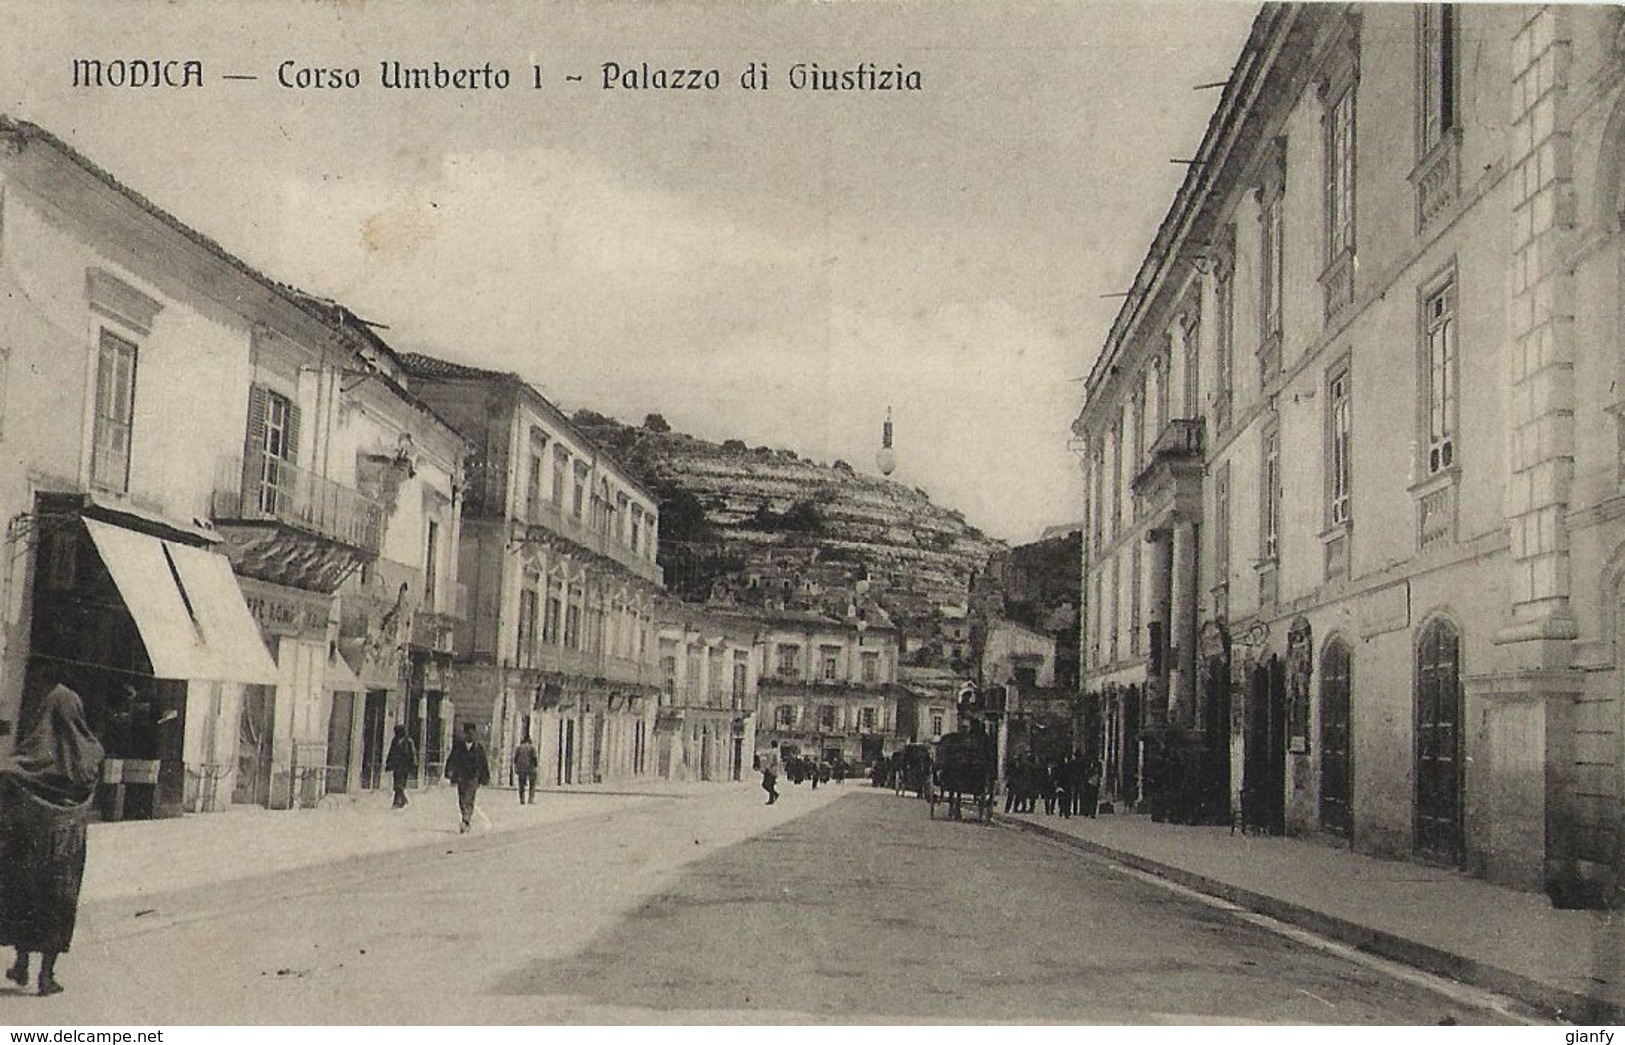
<box><xmin>928</xmin><ymin>729</ymin><xmax>996</xmax><ymax>821</ymax></box>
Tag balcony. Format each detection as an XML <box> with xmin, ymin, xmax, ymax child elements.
<box><xmin>409</xmin><ymin>584</ymin><xmax>467</xmax><ymax>655</ymax></box>
<box><xmin>519</xmin><ymin>496</ymin><xmax>663</xmax><ymax>586</ymax></box>
<box><xmin>213</xmin><ymin>451</ymin><xmax>384</xmax><ymax>593</ymax></box>
<box><xmin>1132</xmin><ymin>419</ymin><xmax>1205</xmax><ymax>524</ymax></box>
<box><xmin>525</xmin><ymin>643</ymin><xmax>652</xmax><ymax>688</ymax></box>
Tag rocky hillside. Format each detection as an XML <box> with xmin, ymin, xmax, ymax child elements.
<box><xmin>572</xmin><ymin>412</ymin><xmax>1004</xmax><ymax>647</ymax></box>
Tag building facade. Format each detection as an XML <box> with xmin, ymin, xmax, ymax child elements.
<box><xmin>0</xmin><ymin>118</ymin><xmax>465</xmax><ymax>815</ymax></box>
<box><xmin>753</xmin><ymin>610</ymin><xmax>900</xmax><ymax>767</ymax></box>
<box><xmin>652</xmin><ymin>601</ymin><xmax>758</xmax><ymax>782</ymax></box>
<box><xmin>1074</xmin><ymin>5</ymin><xmax>1625</xmax><ymax>903</ymax></box>
<box><xmin>400</xmin><ymin>356</ymin><xmax>663</xmax><ymax>788</ymax></box>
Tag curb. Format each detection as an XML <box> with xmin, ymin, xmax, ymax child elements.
<box><xmin>995</xmin><ymin>813</ymin><xmax>1625</xmax><ymax>1025</ymax></box>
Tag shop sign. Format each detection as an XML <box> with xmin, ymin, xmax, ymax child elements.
<box><xmin>240</xmin><ymin>578</ymin><xmax>331</xmax><ymax>639</ymax></box>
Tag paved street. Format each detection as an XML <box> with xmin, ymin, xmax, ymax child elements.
<box><xmin>6</xmin><ymin>786</ymin><xmax>1541</xmax><ymax>1025</ymax></box>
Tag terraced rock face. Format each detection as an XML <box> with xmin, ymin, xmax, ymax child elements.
<box><xmin>572</xmin><ymin>415</ymin><xmax>1003</xmax><ymax>640</ymax></box>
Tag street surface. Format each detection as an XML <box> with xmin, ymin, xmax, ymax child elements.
<box><xmin>4</xmin><ymin>785</ymin><xmax>1539</xmax><ymax>1024</ymax></box>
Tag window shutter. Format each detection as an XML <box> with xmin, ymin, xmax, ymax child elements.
<box><xmin>284</xmin><ymin>401</ymin><xmax>301</xmax><ymax>466</ymax></box>
<box><xmin>243</xmin><ymin>385</ymin><xmax>269</xmax><ymax>495</ymax></box>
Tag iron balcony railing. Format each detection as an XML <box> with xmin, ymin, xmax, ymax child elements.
<box><xmin>215</xmin><ymin>450</ymin><xmax>385</xmax><ymax>555</ymax></box>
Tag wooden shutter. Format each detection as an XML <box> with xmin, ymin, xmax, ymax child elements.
<box><xmin>284</xmin><ymin>400</ymin><xmax>300</xmax><ymax>466</ymax></box>
<box><xmin>243</xmin><ymin>384</ymin><xmax>269</xmax><ymax>499</ymax></box>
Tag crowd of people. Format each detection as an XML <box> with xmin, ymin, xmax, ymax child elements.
<box><xmin>1002</xmin><ymin>752</ymin><xmax>1103</xmax><ymax>819</ymax></box>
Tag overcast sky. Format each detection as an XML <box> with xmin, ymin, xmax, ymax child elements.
<box><xmin>2</xmin><ymin>1</ymin><xmax>1258</xmax><ymax>543</ymax></box>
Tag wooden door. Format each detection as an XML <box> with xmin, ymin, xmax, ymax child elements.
<box><xmin>1319</xmin><ymin>639</ymin><xmax>1353</xmax><ymax>838</ymax></box>
<box><xmin>1415</xmin><ymin>620</ymin><xmax>1463</xmax><ymax>863</ymax></box>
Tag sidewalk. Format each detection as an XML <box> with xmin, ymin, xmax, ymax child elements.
<box><xmin>81</xmin><ymin>779</ymin><xmax>744</xmax><ymax>904</ymax></box>
<box><xmin>998</xmin><ymin>808</ymin><xmax>1625</xmax><ymax>1024</ymax></box>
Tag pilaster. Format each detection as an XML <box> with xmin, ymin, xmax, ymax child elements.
<box><xmin>1500</xmin><ymin>6</ymin><xmax>1579</xmax><ymax>655</ymax></box>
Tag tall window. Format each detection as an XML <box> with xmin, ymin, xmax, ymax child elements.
<box><xmin>564</xmin><ymin>603</ymin><xmax>581</xmax><ymax>649</ymax></box>
<box><xmin>1111</xmin><ymin>410</ymin><xmax>1124</xmax><ymax>535</ymax></box>
<box><xmin>571</xmin><ymin>463</ymin><xmax>586</xmax><ymax>519</ymax></box>
<box><xmin>526</xmin><ymin>452</ymin><xmax>543</xmax><ymax>520</ymax></box>
<box><xmin>516</xmin><ymin>587</ymin><xmax>538</xmax><ymax>669</ymax></box>
<box><xmin>820</xmin><ymin>646</ymin><xmax>840</xmax><ymax>681</ymax></box>
<box><xmin>1262</xmin><ymin>427</ymin><xmax>1281</xmax><ymax>562</ymax></box>
<box><xmin>775</xmin><ymin>704</ymin><xmax>794</xmax><ymax>728</ymax></box>
<box><xmin>818</xmin><ymin>705</ymin><xmax>837</xmax><ymax>731</ymax></box>
<box><xmin>630</xmin><ymin>505</ymin><xmax>642</xmax><ymax>553</ymax></box>
<box><xmin>424</xmin><ymin>520</ymin><xmax>440</xmax><ymax>610</ymax></box>
<box><xmin>776</xmin><ymin>644</ymin><xmax>799</xmax><ymax>677</ymax></box>
<box><xmin>543</xmin><ymin>594</ymin><xmax>561</xmax><ymax>645</ymax></box>
<box><xmin>1261</xmin><ymin>196</ymin><xmax>1284</xmax><ymax>354</ymax></box>
<box><xmin>1181</xmin><ymin>313</ymin><xmax>1200</xmax><ymax>418</ymax></box>
<box><xmin>861</xmin><ymin>651</ymin><xmax>879</xmax><ymax>683</ymax></box>
<box><xmin>686</xmin><ymin>648</ymin><xmax>703</xmax><ymax>702</ymax></box>
<box><xmin>1128</xmin><ymin>541</ymin><xmax>1143</xmax><ymax>655</ymax></box>
<box><xmin>1326</xmin><ymin>88</ymin><xmax>1356</xmax><ymax>263</ymax></box>
<box><xmin>1108</xmin><ymin>562</ymin><xmax>1120</xmax><ymax>662</ymax></box>
<box><xmin>551</xmin><ymin>447</ymin><xmax>568</xmax><ymax>506</ymax></box>
<box><xmin>661</xmin><ymin>654</ymin><xmax>678</xmax><ymax>699</ymax></box>
<box><xmin>929</xmin><ymin>710</ymin><xmax>944</xmax><ymax>738</ymax></box>
<box><xmin>1418</xmin><ymin>5</ymin><xmax>1456</xmax><ymax>155</ymax></box>
<box><xmin>252</xmin><ymin>387</ymin><xmax>295</xmax><ymax>513</ymax></box>
<box><xmin>93</xmin><ymin>331</ymin><xmax>139</xmax><ymax>492</ymax></box>
<box><xmin>1328</xmin><ymin>364</ymin><xmax>1352</xmax><ymax>525</ymax></box>
<box><xmin>1153</xmin><ymin>352</ymin><xmax>1170</xmax><ymax>439</ymax></box>
<box><xmin>1214</xmin><ymin>244</ymin><xmax>1235</xmax><ymax>431</ymax></box>
<box><xmin>732</xmin><ymin>655</ymin><xmax>749</xmax><ymax>707</ymax></box>
<box><xmin>859</xmin><ymin>707</ymin><xmax>878</xmax><ymax>731</ymax></box>
<box><xmin>1425</xmin><ymin>279</ymin><xmax>1457</xmax><ymax>475</ymax></box>
<box><xmin>708</xmin><ymin>654</ymin><xmax>724</xmax><ymax>706</ymax></box>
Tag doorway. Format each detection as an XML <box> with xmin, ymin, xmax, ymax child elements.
<box><xmin>1415</xmin><ymin>619</ymin><xmax>1463</xmax><ymax>864</ymax></box>
<box><xmin>1319</xmin><ymin>638</ymin><xmax>1353</xmax><ymax>838</ymax></box>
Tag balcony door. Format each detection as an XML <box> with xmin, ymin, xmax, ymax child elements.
<box><xmin>246</xmin><ymin>385</ymin><xmax>298</xmax><ymax>514</ymax></box>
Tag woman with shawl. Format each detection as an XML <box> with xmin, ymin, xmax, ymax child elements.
<box><xmin>0</xmin><ymin>684</ymin><xmax>104</xmax><ymax>996</ymax></box>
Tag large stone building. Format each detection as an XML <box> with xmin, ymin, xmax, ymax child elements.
<box><xmin>0</xmin><ymin>117</ymin><xmax>464</xmax><ymax>813</ymax></box>
<box><xmin>753</xmin><ymin>609</ymin><xmax>900</xmax><ymax>767</ymax></box>
<box><xmin>652</xmin><ymin>600</ymin><xmax>758</xmax><ymax>782</ymax></box>
<box><xmin>400</xmin><ymin>356</ymin><xmax>663</xmax><ymax>788</ymax></box>
<box><xmin>1074</xmin><ymin>5</ymin><xmax>1625</xmax><ymax>904</ymax></box>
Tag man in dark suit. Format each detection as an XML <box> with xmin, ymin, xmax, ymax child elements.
<box><xmin>444</xmin><ymin>722</ymin><xmax>490</xmax><ymax>833</ymax></box>
<box><xmin>384</xmin><ymin>725</ymin><xmax>417</xmax><ymax>809</ymax></box>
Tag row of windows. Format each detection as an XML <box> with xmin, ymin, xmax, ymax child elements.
<box><xmin>773</xmin><ymin>642</ymin><xmax>883</xmax><ymax>683</ymax></box>
<box><xmin>522</xmin><ymin>429</ymin><xmax>656</xmax><ymax>560</ymax></box>
<box><xmin>660</xmin><ymin>648</ymin><xmax>751</xmax><ymax>707</ymax></box>
<box><xmin>515</xmin><ymin>581</ymin><xmax>648</xmax><ymax>667</ymax></box>
<box><xmin>772</xmin><ymin>704</ymin><xmax>882</xmax><ymax>731</ymax></box>
<box><xmin>1087</xmin><ymin>268</ymin><xmax>1459</xmax><ymax>666</ymax></box>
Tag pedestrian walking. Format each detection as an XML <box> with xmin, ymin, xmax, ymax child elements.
<box><xmin>384</xmin><ymin>724</ymin><xmax>417</xmax><ymax>809</ymax></box>
<box><xmin>761</xmin><ymin>746</ymin><xmax>780</xmax><ymax>805</ymax></box>
<box><xmin>1083</xmin><ymin>759</ymin><xmax>1103</xmax><ymax>819</ymax></box>
<box><xmin>0</xmin><ymin>684</ymin><xmax>105</xmax><ymax>997</ymax></box>
<box><xmin>444</xmin><ymin>722</ymin><xmax>490</xmax><ymax>834</ymax></box>
<box><xmin>512</xmin><ymin>734</ymin><xmax>538</xmax><ymax>804</ymax></box>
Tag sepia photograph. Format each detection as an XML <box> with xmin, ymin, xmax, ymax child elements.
<box><xmin>0</xmin><ymin>0</ymin><xmax>1620</xmax><ymax>1031</ymax></box>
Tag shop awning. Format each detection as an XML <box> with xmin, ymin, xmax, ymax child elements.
<box><xmin>84</xmin><ymin>518</ymin><xmax>279</xmax><ymax>686</ymax></box>
<box><xmin>163</xmin><ymin>541</ymin><xmax>280</xmax><ymax>686</ymax></box>
<box><xmin>327</xmin><ymin>648</ymin><xmax>364</xmax><ymax>693</ymax></box>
